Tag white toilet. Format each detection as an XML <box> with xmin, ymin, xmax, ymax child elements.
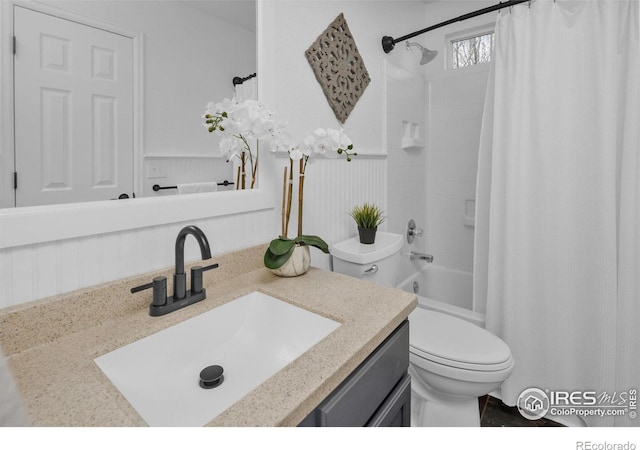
<box><xmin>331</xmin><ymin>233</ymin><xmax>514</xmax><ymax>427</ymax></box>
<box><xmin>331</xmin><ymin>232</ymin><xmax>404</xmax><ymax>286</ymax></box>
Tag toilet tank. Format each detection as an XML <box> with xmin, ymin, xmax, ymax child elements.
<box><xmin>330</xmin><ymin>232</ymin><xmax>403</xmax><ymax>288</ymax></box>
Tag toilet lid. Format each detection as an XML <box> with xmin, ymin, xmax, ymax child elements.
<box><xmin>409</xmin><ymin>307</ymin><xmax>512</xmax><ymax>370</ymax></box>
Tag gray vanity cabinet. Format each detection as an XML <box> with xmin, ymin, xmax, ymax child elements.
<box><xmin>299</xmin><ymin>320</ymin><xmax>410</xmax><ymax>427</ymax></box>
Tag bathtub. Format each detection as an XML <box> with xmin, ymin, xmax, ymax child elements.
<box><xmin>397</xmin><ymin>264</ymin><xmax>486</xmax><ymax>328</ymax></box>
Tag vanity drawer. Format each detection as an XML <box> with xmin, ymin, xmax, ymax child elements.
<box><xmin>365</xmin><ymin>373</ymin><xmax>411</xmax><ymax>427</ymax></box>
<box><xmin>299</xmin><ymin>320</ymin><xmax>409</xmax><ymax>427</ymax></box>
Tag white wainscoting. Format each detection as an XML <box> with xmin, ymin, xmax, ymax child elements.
<box><xmin>297</xmin><ymin>156</ymin><xmax>388</xmax><ymax>271</ymax></box>
<box><xmin>0</xmin><ymin>209</ymin><xmax>275</xmax><ymax>309</ymax></box>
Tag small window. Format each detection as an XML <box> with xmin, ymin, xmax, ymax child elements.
<box><xmin>451</xmin><ymin>32</ymin><xmax>494</xmax><ymax>69</ymax></box>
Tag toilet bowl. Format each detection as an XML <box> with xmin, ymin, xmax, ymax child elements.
<box><xmin>408</xmin><ymin>307</ymin><xmax>514</xmax><ymax>427</ymax></box>
<box><xmin>330</xmin><ymin>233</ymin><xmax>514</xmax><ymax>427</ymax></box>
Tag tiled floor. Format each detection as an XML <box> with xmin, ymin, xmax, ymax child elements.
<box><xmin>479</xmin><ymin>395</ymin><xmax>564</xmax><ymax>427</ymax></box>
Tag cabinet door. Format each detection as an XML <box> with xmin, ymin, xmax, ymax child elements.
<box><xmin>366</xmin><ymin>374</ymin><xmax>411</xmax><ymax>427</ymax></box>
<box><xmin>299</xmin><ymin>320</ymin><xmax>409</xmax><ymax>427</ymax></box>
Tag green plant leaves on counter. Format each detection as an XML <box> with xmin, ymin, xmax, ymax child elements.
<box><xmin>264</xmin><ymin>246</ymin><xmax>295</xmax><ymax>269</ymax></box>
<box><xmin>296</xmin><ymin>235</ymin><xmax>329</xmax><ymax>254</ymax></box>
<box><xmin>268</xmin><ymin>237</ymin><xmax>297</xmax><ymax>256</ymax></box>
<box><xmin>264</xmin><ymin>235</ymin><xmax>330</xmax><ymax>269</ymax></box>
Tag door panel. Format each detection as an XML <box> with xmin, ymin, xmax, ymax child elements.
<box><xmin>14</xmin><ymin>6</ymin><xmax>133</xmax><ymax>207</ymax></box>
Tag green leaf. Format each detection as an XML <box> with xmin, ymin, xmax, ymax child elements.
<box><xmin>268</xmin><ymin>237</ymin><xmax>295</xmax><ymax>256</ymax></box>
<box><xmin>349</xmin><ymin>203</ymin><xmax>385</xmax><ymax>228</ymax></box>
<box><xmin>295</xmin><ymin>235</ymin><xmax>329</xmax><ymax>254</ymax></box>
<box><xmin>264</xmin><ymin>246</ymin><xmax>295</xmax><ymax>269</ymax></box>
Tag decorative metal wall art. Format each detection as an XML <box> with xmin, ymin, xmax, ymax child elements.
<box><xmin>305</xmin><ymin>13</ymin><xmax>371</xmax><ymax>124</ymax></box>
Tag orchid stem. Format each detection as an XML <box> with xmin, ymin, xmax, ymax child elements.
<box><xmin>281</xmin><ymin>166</ymin><xmax>287</xmax><ymax>237</ymax></box>
<box><xmin>297</xmin><ymin>159</ymin><xmax>304</xmax><ymax>237</ymax></box>
<box><xmin>284</xmin><ymin>159</ymin><xmax>293</xmax><ymax>237</ymax></box>
<box><xmin>241</xmin><ymin>152</ymin><xmax>246</xmax><ymax>189</ymax></box>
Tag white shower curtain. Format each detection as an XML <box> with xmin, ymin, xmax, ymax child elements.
<box><xmin>474</xmin><ymin>0</ymin><xmax>639</xmax><ymax>426</ymax></box>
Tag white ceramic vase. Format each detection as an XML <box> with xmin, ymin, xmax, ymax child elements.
<box><xmin>270</xmin><ymin>244</ymin><xmax>310</xmax><ymax>277</ymax></box>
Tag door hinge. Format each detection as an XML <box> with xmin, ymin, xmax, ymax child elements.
<box><xmin>12</xmin><ymin>36</ymin><xmax>16</xmax><ymax>55</ymax></box>
<box><xmin>13</xmin><ymin>172</ymin><xmax>17</xmax><ymax>190</ymax></box>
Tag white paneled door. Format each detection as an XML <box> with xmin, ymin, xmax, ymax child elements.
<box><xmin>14</xmin><ymin>6</ymin><xmax>133</xmax><ymax>207</ymax></box>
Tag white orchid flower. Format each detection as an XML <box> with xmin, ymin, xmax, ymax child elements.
<box><xmin>203</xmin><ymin>102</ymin><xmax>216</xmax><ymax>116</ymax></box>
<box><xmin>289</xmin><ymin>146</ymin><xmax>304</xmax><ymax>161</ymax></box>
<box><xmin>322</xmin><ymin>128</ymin><xmax>352</xmax><ymax>158</ymax></box>
<box><xmin>250</xmin><ymin>117</ymin><xmax>272</xmax><ymax>140</ymax></box>
<box><xmin>271</xmin><ymin>120</ymin><xmax>288</xmax><ymax>137</ymax></box>
<box><xmin>303</xmin><ymin>134</ymin><xmax>315</xmax><ymax>146</ymax></box>
<box><xmin>313</xmin><ymin>128</ymin><xmax>328</xmax><ymax>139</ymax></box>
<box><xmin>268</xmin><ymin>139</ymin><xmax>284</xmax><ymax>153</ymax></box>
<box><xmin>219</xmin><ymin>97</ymin><xmax>238</xmax><ymax>113</ymax></box>
<box><xmin>219</xmin><ymin>136</ymin><xmax>244</xmax><ymax>162</ymax></box>
<box><xmin>206</xmin><ymin>98</ymin><xmax>363</xmax><ymax>186</ymax></box>
<box><xmin>323</xmin><ymin>146</ymin><xmax>340</xmax><ymax>159</ymax></box>
<box><xmin>267</xmin><ymin>131</ymin><xmax>292</xmax><ymax>153</ymax></box>
<box><xmin>337</xmin><ymin>128</ymin><xmax>353</xmax><ymax>149</ymax></box>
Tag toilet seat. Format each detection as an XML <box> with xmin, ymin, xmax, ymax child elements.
<box><xmin>409</xmin><ymin>308</ymin><xmax>513</xmax><ymax>372</ymax></box>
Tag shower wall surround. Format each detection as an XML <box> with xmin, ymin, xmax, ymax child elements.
<box><xmin>385</xmin><ymin>63</ymin><xmax>427</xmax><ymax>280</ymax></box>
<box><xmin>426</xmin><ymin>69</ymin><xmax>489</xmax><ymax>273</ymax></box>
<box><xmin>0</xmin><ymin>1</ymin><xmax>427</xmax><ymax>308</ymax></box>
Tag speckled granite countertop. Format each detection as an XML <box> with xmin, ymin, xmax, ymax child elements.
<box><xmin>0</xmin><ymin>244</ymin><xmax>416</xmax><ymax>427</ymax></box>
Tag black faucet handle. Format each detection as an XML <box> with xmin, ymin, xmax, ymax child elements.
<box><xmin>190</xmin><ymin>263</ymin><xmax>219</xmax><ymax>294</ymax></box>
<box><xmin>131</xmin><ymin>276</ymin><xmax>168</xmax><ymax>307</ymax></box>
<box><xmin>202</xmin><ymin>263</ymin><xmax>219</xmax><ymax>272</ymax></box>
<box><xmin>131</xmin><ymin>281</ymin><xmax>154</xmax><ymax>294</ymax></box>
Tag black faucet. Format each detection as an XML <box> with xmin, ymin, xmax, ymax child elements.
<box><xmin>174</xmin><ymin>225</ymin><xmax>212</xmax><ymax>300</ymax></box>
<box><xmin>131</xmin><ymin>225</ymin><xmax>219</xmax><ymax>316</ymax></box>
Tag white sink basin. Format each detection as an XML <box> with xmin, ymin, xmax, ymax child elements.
<box><xmin>94</xmin><ymin>291</ymin><xmax>340</xmax><ymax>426</ymax></box>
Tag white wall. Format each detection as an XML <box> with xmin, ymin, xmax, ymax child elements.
<box><xmin>267</xmin><ymin>0</ymin><xmax>427</xmax><ymax>270</ymax></box>
<box><xmin>0</xmin><ymin>0</ymin><xmax>427</xmax><ymax>308</ymax></box>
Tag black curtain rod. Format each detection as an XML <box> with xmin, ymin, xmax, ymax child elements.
<box><xmin>382</xmin><ymin>0</ymin><xmax>529</xmax><ymax>53</ymax></box>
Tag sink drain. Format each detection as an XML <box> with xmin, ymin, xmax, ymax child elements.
<box><xmin>413</xmin><ymin>281</ymin><xmax>419</xmax><ymax>294</ymax></box>
<box><xmin>199</xmin><ymin>365</ymin><xmax>224</xmax><ymax>389</ymax></box>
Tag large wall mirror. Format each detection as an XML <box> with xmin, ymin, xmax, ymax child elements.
<box><xmin>0</xmin><ymin>0</ymin><xmax>276</xmax><ymax>248</ymax></box>
<box><xmin>3</xmin><ymin>0</ymin><xmax>256</xmax><ymax>209</ymax></box>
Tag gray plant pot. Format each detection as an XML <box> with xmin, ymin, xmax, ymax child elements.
<box><xmin>358</xmin><ymin>226</ymin><xmax>377</xmax><ymax>244</ymax></box>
